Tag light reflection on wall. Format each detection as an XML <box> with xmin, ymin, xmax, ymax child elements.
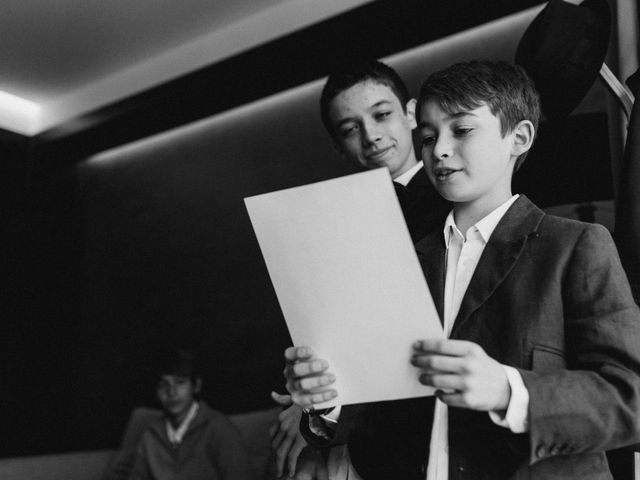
<box><xmin>0</xmin><ymin>90</ymin><xmax>41</xmax><ymax>135</ymax></box>
<box><xmin>89</xmin><ymin>5</ymin><xmax>549</xmax><ymax>169</ymax></box>
<box><xmin>87</xmin><ymin>80</ymin><xmax>324</xmax><ymax>167</ymax></box>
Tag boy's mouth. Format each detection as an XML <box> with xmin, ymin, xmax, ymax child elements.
<box><xmin>365</xmin><ymin>146</ymin><xmax>392</xmax><ymax>161</ymax></box>
<box><xmin>165</xmin><ymin>399</ymin><xmax>184</xmax><ymax>410</ymax></box>
<box><xmin>434</xmin><ymin>167</ymin><xmax>461</xmax><ymax>181</ymax></box>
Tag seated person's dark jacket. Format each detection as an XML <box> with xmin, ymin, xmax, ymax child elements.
<box><xmin>129</xmin><ymin>401</ymin><xmax>253</xmax><ymax>480</ymax></box>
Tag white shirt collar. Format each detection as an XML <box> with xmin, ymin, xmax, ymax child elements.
<box><xmin>165</xmin><ymin>401</ymin><xmax>199</xmax><ymax>444</ymax></box>
<box><xmin>443</xmin><ymin>194</ymin><xmax>519</xmax><ymax>245</ymax></box>
<box><xmin>393</xmin><ymin>161</ymin><xmax>423</xmax><ymax>186</ymax></box>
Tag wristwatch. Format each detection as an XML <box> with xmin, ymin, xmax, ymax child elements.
<box><xmin>304</xmin><ymin>407</ymin><xmax>335</xmax><ymax>417</ymax></box>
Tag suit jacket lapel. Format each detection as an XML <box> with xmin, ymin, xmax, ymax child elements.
<box><xmin>415</xmin><ymin>231</ymin><xmax>446</xmax><ymax>325</ymax></box>
<box><xmin>403</xmin><ymin>168</ymin><xmax>429</xmax><ymax>207</ymax></box>
<box><xmin>450</xmin><ymin>195</ymin><xmax>545</xmax><ymax>337</ymax></box>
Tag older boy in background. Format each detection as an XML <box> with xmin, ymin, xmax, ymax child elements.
<box><xmin>269</xmin><ymin>60</ymin><xmax>450</xmax><ymax>479</ymax></box>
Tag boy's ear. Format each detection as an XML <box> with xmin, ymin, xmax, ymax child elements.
<box><xmin>194</xmin><ymin>377</ymin><xmax>202</xmax><ymax>393</ymax></box>
<box><xmin>406</xmin><ymin>98</ymin><xmax>418</xmax><ymax>130</ymax></box>
<box><xmin>511</xmin><ymin>120</ymin><xmax>535</xmax><ymax>157</ymax></box>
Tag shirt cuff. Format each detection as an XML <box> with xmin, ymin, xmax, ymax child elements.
<box><xmin>488</xmin><ymin>365</ymin><xmax>529</xmax><ymax>433</ymax></box>
<box><xmin>307</xmin><ymin>405</ymin><xmax>342</xmax><ymax>438</ymax></box>
<box><xmin>320</xmin><ymin>404</ymin><xmax>341</xmax><ymax>424</ymax></box>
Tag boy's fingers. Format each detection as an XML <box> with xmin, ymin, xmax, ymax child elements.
<box><xmin>413</xmin><ymin>338</ymin><xmax>480</xmax><ymax>356</ymax></box>
<box><xmin>435</xmin><ymin>389</ymin><xmax>467</xmax><ymax>408</ymax></box>
<box><xmin>275</xmin><ymin>433</ymin><xmax>296</xmax><ymax>475</ymax></box>
<box><xmin>419</xmin><ymin>373</ymin><xmax>464</xmax><ymax>391</ymax></box>
<box><xmin>283</xmin><ymin>360</ymin><xmax>329</xmax><ymax>382</ymax></box>
<box><xmin>287</xmin><ymin>438</ymin><xmax>307</xmax><ymax>476</ymax></box>
<box><xmin>296</xmin><ymin>373</ymin><xmax>335</xmax><ymax>391</ymax></box>
<box><xmin>278</xmin><ymin>405</ymin><xmax>297</xmax><ymax>424</ymax></box>
<box><xmin>271</xmin><ymin>423</ymin><xmax>288</xmax><ymax>450</ymax></box>
<box><xmin>411</xmin><ymin>354</ymin><xmax>465</xmax><ymax>373</ymax></box>
<box><xmin>292</xmin><ymin>389</ymin><xmax>338</xmax><ymax>407</ymax></box>
<box><xmin>275</xmin><ymin>444</ymin><xmax>286</xmax><ymax>477</ymax></box>
<box><xmin>285</xmin><ymin>346</ymin><xmax>313</xmax><ymax>363</ymax></box>
<box><xmin>308</xmin><ymin>390</ymin><xmax>338</xmax><ymax>404</ymax></box>
<box><xmin>271</xmin><ymin>391</ymin><xmax>293</xmax><ymax>406</ymax></box>
<box><xmin>291</xmin><ymin>359</ymin><xmax>329</xmax><ymax>377</ymax></box>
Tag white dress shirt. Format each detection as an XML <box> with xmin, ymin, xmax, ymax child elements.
<box><xmin>165</xmin><ymin>401</ymin><xmax>199</xmax><ymax>445</ymax></box>
<box><xmin>394</xmin><ymin>161</ymin><xmax>424</xmax><ymax>185</ymax></box>
<box><xmin>426</xmin><ymin>194</ymin><xmax>529</xmax><ymax>480</ymax></box>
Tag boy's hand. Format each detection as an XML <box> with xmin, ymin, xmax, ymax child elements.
<box><xmin>269</xmin><ymin>392</ymin><xmax>307</xmax><ymax>478</ymax></box>
<box><xmin>293</xmin><ymin>446</ymin><xmax>328</xmax><ymax>480</ymax></box>
<box><xmin>284</xmin><ymin>346</ymin><xmax>338</xmax><ymax>408</ymax></box>
<box><xmin>412</xmin><ymin>339</ymin><xmax>511</xmax><ymax>412</ymax></box>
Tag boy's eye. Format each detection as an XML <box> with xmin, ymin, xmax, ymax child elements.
<box><xmin>421</xmin><ymin>136</ymin><xmax>436</xmax><ymax>147</ymax></box>
<box><xmin>454</xmin><ymin>127</ymin><xmax>472</xmax><ymax>136</ymax></box>
<box><xmin>338</xmin><ymin>124</ymin><xmax>357</xmax><ymax>137</ymax></box>
<box><xmin>374</xmin><ymin>111</ymin><xmax>392</xmax><ymax>121</ymax></box>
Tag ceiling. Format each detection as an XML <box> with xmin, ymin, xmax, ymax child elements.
<box><xmin>0</xmin><ymin>0</ymin><xmax>373</xmax><ymax>135</ymax></box>
<box><xmin>4</xmin><ymin>0</ymin><xmax>628</xmax><ymax>140</ymax></box>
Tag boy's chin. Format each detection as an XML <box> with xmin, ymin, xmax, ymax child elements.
<box><xmin>164</xmin><ymin>404</ymin><xmax>187</xmax><ymax>417</ymax></box>
<box><xmin>433</xmin><ymin>183</ymin><xmax>470</xmax><ymax>203</ymax></box>
<box><xmin>434</xmin><ymin>187</ymin><xmax>458</xmax><ymax>202</ymax></box>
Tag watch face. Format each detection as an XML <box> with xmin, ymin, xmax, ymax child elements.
<box><xmin>306</xmin><ymin>406</ymin><xmax>335</xmax><ymax>416</ymax></box>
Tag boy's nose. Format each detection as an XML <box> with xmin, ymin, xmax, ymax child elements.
<box><xmin>166</xmin><ymin>384</ymin><xmax>178</xmax><ymax>396</ymax></box>
<box><xmin>361</xmin><ymin>123</ymin><xmax>383</xmax><ymax>145</ymax></box>
<box><xmin>433</xmin><ymin>137</ymin><xmax>452</xmax><ymax>160</ymax></box>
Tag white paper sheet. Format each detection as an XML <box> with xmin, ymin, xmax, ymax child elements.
<box><xmin>245</xmin><ymin>168</ymin><xmax>443</xmax><ymax>408</ymax></box>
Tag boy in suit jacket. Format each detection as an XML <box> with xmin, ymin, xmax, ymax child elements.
<box><xmin>284</xmin><ymin>60</ymin><xmax>640</xmax><ymax>479</ymax></box>
<box><xmin>269</xmin><ymin>60</ymin><xmax>450</xmax><ymax>479</ymax></box>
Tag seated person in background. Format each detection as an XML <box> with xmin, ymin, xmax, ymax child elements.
<box><xmin>269</xmin><ymin>59</ymin><xmax>450</xmax><ymax>479</ymax></box>
<box><xmin>285</xmin><ymin>60</ymin><xmax>640</xmax><ymax>479</ymax></box>
<box><xmin>129</xmin><ymin>346</ymin><xmax>253</xmax><ymax>480</ymax></box>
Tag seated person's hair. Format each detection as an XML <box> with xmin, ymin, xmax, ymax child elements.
<box><xmin>153</xmin><ymin>345</ymin><xmax>202</xmax><ymax>383</ymax></box>
<box><xmin>418</xmin><ymin>60</ymin><xmax>541</xmax><ymax>170</ymax></box>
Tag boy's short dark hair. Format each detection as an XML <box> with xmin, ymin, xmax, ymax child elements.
<box><xmin>153</xmin><ymin>345</ymin><xmax>201</xmax><ymax>382</ymax></box>
<box><xmin>320</xmin><ymin>60</ymin><xmax>410</xmax><ymax>136</ymax></box>
<box><xmin>418</xmin><ymin>60</ymin><xmax>541</xmax><ymax>170</ymax></box>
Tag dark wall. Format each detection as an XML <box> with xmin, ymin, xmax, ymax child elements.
<box><xmin>71</xmin><ymin>90</ymin><xmax>355</xmax><ymax>450</ymax></box>
<box><xmin>1</xmin><ymin>128</ymin><xmax>86</xmax><ymax>456</ymax></box>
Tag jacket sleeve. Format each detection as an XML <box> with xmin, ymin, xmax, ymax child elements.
<box><xmin>521</xmin><ymin>223</ymin><xmax>640</xmax><ymax>464</ymax></box>
<box><xmin>127</xmin><ymin>438</ymin><xmax>150</xmax><ymax>480</ymax></box>
<box><xmin>209</xmin><ymin>415</ymin><xmax>255</xmax><ymax>480</ymax></box>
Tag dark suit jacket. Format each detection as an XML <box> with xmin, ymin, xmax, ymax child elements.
<box><xmin>394</xmin><ymin>167</ymin><xmax>450</xmax><ymax>243</ymax></box>
<box><xmin>304</xmin><ymin>195</ymin><xmax>640</xmax><ymax>480</ymax></box>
